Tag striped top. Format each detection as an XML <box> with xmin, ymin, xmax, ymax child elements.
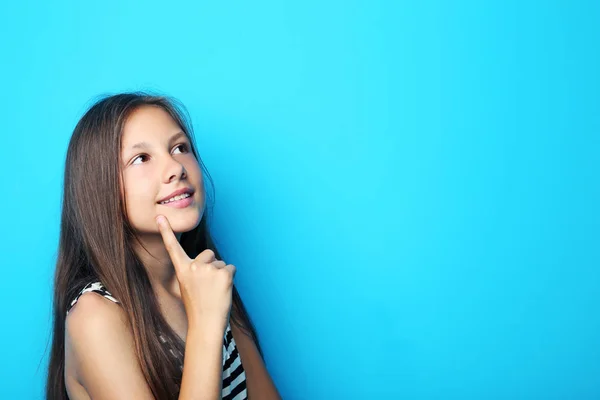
<box><xmin>66</xmin><ymin>281</ymin><xmax>248</xmax><ymax>400</ymax></box>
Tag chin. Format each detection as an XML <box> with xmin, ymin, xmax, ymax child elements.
<box><xmin>162</xmin><ymin>211</ymin><xmax>203</xmax><ymax>233</ymax></box>
<box><xmin>171</xmin><ymin>221</ymin><xmax>201</xmax><ymax>234</ymax></box>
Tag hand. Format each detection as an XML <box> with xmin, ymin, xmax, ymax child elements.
<box><xmin>156</xmin><ymin>215</ymin><xmax>236</xmax><ymax>330</ymax></box>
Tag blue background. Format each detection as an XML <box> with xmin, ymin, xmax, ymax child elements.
<box><xmin>0</xmin><ymin>1</ymin><xmax>599</xmax><ymax>398</ymax></box>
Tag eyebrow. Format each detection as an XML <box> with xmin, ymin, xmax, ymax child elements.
<box><xmin>128</xmin><ymin>131</ymin><xmax>187</xmax><ymax>151</ymax></box>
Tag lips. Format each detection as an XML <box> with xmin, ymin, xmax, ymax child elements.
<box><xmin>157</xmin><ymin>187</ymin><xmax>195</xmax><ymax>204</ymax></box>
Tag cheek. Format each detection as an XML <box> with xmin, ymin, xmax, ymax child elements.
<box><xmin>127</xmin><ymin>182</ymin><xmax>152</xmax><ymax>204</ymax></box>
<box><xmin>185</xmin><ymin>159</ymin><xmax>203</xmax><ymax>182</ymax></box>
<box><xmin>122</xmin><ymin>172</ymin><xmax>153</xmax><ymax>210</ymax></box>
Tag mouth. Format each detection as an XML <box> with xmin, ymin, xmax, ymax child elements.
<box><xmin>157</xmin><ymin>191</ymin><xmax>194</xmax><ymax>208</ymax></box>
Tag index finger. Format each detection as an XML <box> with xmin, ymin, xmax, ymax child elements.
<box><xmin>156</xmin><ymin>215</ymin><xmax>190</xmax><ymax>268</ymax></box>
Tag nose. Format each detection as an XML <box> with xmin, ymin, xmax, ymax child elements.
<box><xmin>163</xmin><ymin>156</ymin><xmax>187</xmax><ymax>183</ymax></box>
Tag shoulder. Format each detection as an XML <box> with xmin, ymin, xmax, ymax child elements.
<box><xmin>67</xmin><ymin>281</ymin><xmax>119</xmax><ymax>315</ymax></box>
<box><xmin>66</xmin><ymin>289</ymin><xmax>125</xmax><ymax>333</ymax></box>
<box><xmin>65</xmin><ymin>290</ymin><xmax>155</xmax><ymax>399</ymax></box>
<box><xmin>65</xmin><ymin>290</ymin><xmax>131</xmax><ymax>373</ymax></box>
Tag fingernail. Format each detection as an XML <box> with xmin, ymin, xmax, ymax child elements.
<box><xmin>156</xmin><ymin>216</ymin><xmax>164</xmax><ymax>225</ymax></box>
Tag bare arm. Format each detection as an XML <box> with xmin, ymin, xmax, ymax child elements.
<box><xmin>179</xmin><ymin>321</ymin><xmax>226</xmax><ymax>400</ymax></box>
<box><xmin>66</xmin><ymin>292</ymin><xmax>225</xmax><ymax>400</ymax></box>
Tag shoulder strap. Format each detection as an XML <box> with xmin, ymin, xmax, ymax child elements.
<box><xmin>66</xmin><ymin>281</ymin><xmax>119</xmax><ymax>316</ymax></box>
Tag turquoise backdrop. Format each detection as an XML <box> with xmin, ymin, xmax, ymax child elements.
<box><xmin>0</xmin><ymin>1</ymin><xmax>598</xmax><ymax>398</ymax></box>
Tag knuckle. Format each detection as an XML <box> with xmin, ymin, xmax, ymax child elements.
<box><xmin>205</xmin><ymin>249</ymin><xmax>215</xmax><ymax>258</ymax></box>
<box><xmin>225</xmin><ymin>265</ymin><xmax>235</xmax><ymax>278</ymax></box>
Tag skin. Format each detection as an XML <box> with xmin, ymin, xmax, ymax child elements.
<box><xmin>65</xmin><ymin>105</ymin><xmax>280</xmax><ymax>398</ymax></box>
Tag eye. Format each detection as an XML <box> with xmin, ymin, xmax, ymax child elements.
<box><xmin>173</xmin><ymin>143</ymin><xmax>189</xmax><ymax>154</ymax></box>
<box><xmin>132</xmin><ymin>154</ymin><xmax>149</xmax><ymax>165</ymax></box>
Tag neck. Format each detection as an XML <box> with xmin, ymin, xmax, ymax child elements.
<box><xmin>131</xmin><ymin>232</ymin><xmax>183</xmax><ymax>299</ymax></box>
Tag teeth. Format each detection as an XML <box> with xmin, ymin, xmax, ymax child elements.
<box><xmin>160</xmin><ymin>193</ymin><xmax>191</xmax><ymax>204</ymax></box>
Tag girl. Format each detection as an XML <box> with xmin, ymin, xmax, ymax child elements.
<box><xmin>45</xmin><ymin>92</ymin><xmax>281</xmax><ymax>399</ymax></box>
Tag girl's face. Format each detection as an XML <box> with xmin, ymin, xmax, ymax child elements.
<box><xmin>120</xmin><ymin>105</ymin><xmax>205</xmax><ymax>235</ymax></box>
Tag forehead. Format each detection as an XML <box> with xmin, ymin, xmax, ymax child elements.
<box><xmin>121</xmin><ymin>105</ymin><xmax>182</xmax><ymax>148</ymax></box>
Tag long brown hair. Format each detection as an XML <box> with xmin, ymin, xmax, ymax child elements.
<box><xmin>45</xmin><ymin>92</ymin><xmax>263</xmax><ymax>399</ymax></box>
